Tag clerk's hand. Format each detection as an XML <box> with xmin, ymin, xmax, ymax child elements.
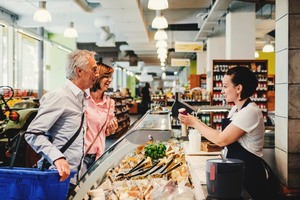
<box><xmin>178</xmin><ymin>113</ymin><xmax>199</xmax><ymax>128</ymax></box>
<box><xmin>54</xmin><ymin>158</ymin><xmax>70</xmax><ymax>182</ymax></box>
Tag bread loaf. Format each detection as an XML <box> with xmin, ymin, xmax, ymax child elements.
<box><xmin>201</xmin><ymin>141</ymin><xmax>223</xmax><ymax>152</ymax></box>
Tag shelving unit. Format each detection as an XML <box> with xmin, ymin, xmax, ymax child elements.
<box><xmin>267</xmin><ymin>75</ymin><xmax>275</xmax><ymax>111</ymax></box>
<box><xmin>212</xmin><ymin>59</ymin><xmax>268</xmax><ymax>130</ymax></box>
<box><xmin>151</xmin><ymin>94</ymin><xmax>167</xmax><ymax>107</ymax></box>
<box><xmin>267</xmin><ymin>75</ymin><xmax>275</xmax><ymax>91</ymax></box>
<box><xmin>108</xmin><ymin>96</ymin><xmax>130</xmax><ymax>139</ymax></box>
<box><xmin>200</xmin><ymin>74</ymin><xmax>207</xmax><ymax>89</ymax></box>
<box><xmin>189</xmin><ymin>74</ymin><xmax>207</xmax><ymax>89</ymax></box>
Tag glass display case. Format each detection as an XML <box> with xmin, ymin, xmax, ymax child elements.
<box><xmin>71</xmin><ymin>111</ymin><xmax>172</xmax><ymax>199</ymax></box>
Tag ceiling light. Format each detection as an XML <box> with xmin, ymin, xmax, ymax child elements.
<box><xmin>33</xmin><ymin>1</ymin><xmax>52</xmax><ymax>23</ymax></box>
<box><xmin>119</xmin><ymin>44</ymin><xmax>130</xmax><ymax>51</ymax></box>
<box><xmin>161</xmin><ymin>66</ymin><xmax>166</xmax><ymax>71</ymax></box>
<box><xmin>156</xmin><ymin>40</ymin><xmax>167</xmax><ymax>48</ymax></box>
<box><xmin>151</xmin><ymin>15</ymin><xmax>168</xmax><ymax>29</ymax></box>
<box><xmin>139</xmin><ymin>75</ymin><xmax>153</xmax><ymax>82</ymax></box>
<box><xmin>255</xmin><ymin>51</ymin><xmax>259</xmax><ymax>58</ymax></box>
<box><xmin>158</xmin><ymin>54</ymin><xmax>167</xmax><ymax>59</ymax></box>
<box><xmin>135</xmin><ymin>75</ymin><xmax>140</xmax><ymax>80</ymax></box>
<box><xmin>262</xmin><ymin>43</ymin><xmax>274</xmax><ymax>53</ymax></box>
<box><xmin>0</xmin><ymin>22</ymin><xmax>7</xmax><ymax>27</ymax></box>
<box><xmin>157</xmin><ymin>47</ymin><xmax>167</xmax><ymax>54</ymax></box>
<box><xmin>64</xmin><ymin>22</ymin><xmax>78</xmax><ymax>38</ymax></box>
<box><xmin>148</xmin><ymin>0</ymin><xmax>168</xmax><ymax>10</ymax></box>
<box><xmin>154</xmin><ymin>30</ymin><xmax>168</xmax><ymax>40</ymax></box>
<box><xmin>160</xmin><ymin>58</ymin><xmax>166</xmax><ymax>63</ymax></box>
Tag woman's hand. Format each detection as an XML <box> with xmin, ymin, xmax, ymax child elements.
<box><xmin>107</xmin><ymin>117</ymin><xmax>118</xmax><ymax>135</ymax></box>
<box><xmin>178</xmin><ymin>113</ymin><xmax>199</xmax><ymax>128</ymax></box>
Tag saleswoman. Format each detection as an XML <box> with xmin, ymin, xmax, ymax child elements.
<box><xmin>179</xmin><ymin>66</ymin><xmax>267</xmax><ymax>200</ymax></box>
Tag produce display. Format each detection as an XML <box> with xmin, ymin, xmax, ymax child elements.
<box><xmin>89</xmin><ymin>139</ymin><xmax>194</xmax><ymax>200</ymax></box>
<box><xmin>144</xmin><ymin>142</ymin><xmax>166</xmax><ymax>160</ymax></box>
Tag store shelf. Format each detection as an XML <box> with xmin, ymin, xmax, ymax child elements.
<box><xmin>109</xmin><ymin>95</ymin><xmax>130</xmax><ymax>138</ymax></box>
<box><xmin>190</xmin><ymin>74</ymin><xmax>207</xmax><ymax>89</ymax></box>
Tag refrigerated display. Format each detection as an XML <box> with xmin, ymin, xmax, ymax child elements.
<box><xmin>70</xmin><ymin>111</ymin><xmax>194</xmax><ymax>200</ymax></box>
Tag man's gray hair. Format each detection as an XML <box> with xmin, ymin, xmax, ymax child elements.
<box><xmin>66</xmin><ymin>49</ymin><xmax>96</xmax><ymax>80</ymax></box>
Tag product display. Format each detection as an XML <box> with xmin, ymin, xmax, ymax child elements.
<box><xmin>93</xmin><ymin>139</ymin><xmax>193</xmax><ymax>199</ymax></box>
<box><xmin>71</xmin><ymin>112</ymin><xmax>173</xmax><ymax>199</ymax></box>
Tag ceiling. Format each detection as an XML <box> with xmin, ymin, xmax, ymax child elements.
<box><xmin>0</xmin><ymin>0</ymin><xmax>275</xmax><ymax>77</ymax></box>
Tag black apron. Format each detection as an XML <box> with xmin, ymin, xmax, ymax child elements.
<box><xmin>221</xmin><ymin>99</ymin><xmax>267</xmax><ymax>200</ymax></box>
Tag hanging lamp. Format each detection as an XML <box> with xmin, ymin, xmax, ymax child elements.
<box><xmin>64</xmin><ymin>22</ymin><xmax>78</xmax><ymax>38</ymax></box>
<box><xmin>33</xmin><ymin>1</ymin><xmax>52</xmax><ymax>23</ymax></box>
<box><xmin>148</xmin><ymin>0</ymin><xmax>168</xmax><ymax>10</ymax></box>
<box><xmin>156</xmin><ymin>40</ymin><xmax>168</xmax><ymax>48</ymax></box>
<box><xmin>154</xmin><ymin>30</ymin><xmax>168</xmax><ymax>40</ymax></box>
<box><xmin>151</xmin><ymin>15</ymin><xmax>168</xmax><ymax>29</ymax></box>
<box><xmin>262</xmin><ymin>43</ymin><xmax>274</xmax><ymax>52</ymax></box>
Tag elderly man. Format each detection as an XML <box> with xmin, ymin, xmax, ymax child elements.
<box><xmin>25</xmin><ymin>50</ymin><xmax>98</xmax><ymax>186</ymax></box>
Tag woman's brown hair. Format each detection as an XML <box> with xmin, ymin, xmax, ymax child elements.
<box><xmin>91</xmin><ymin>63</ymin><xmax>114</xmax><ymax>92</ymax></box>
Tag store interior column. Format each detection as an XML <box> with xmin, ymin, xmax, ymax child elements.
<box><xmin>206</xmin><ymin>36</ymin><xmax>226</xmax><ymax>91</ymax></box>
<box><xmin>225</xmin><ymin>2</ymin><xmax>256</xmax><ymax>59</ymax></box>
<box><xmin>275</xmin><ymin>0</ymin><xmax>300</xmax><ymax>193</ymax></box>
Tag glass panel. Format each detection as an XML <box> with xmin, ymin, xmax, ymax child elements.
<box><xmin>73</xmin><ymin>112</ymin><xmax>172</xmax><ymax>199</ymax></box>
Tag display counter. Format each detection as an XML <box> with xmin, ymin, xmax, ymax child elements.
<box><xmin>70</xmin><ymin>109</ymin><xmax>269</xmax><ymax>200</ymax></box>
<box><xmin>71</xmin><ymin>110</ymin><xmax>173</xmax><ymax>199</ymax></box>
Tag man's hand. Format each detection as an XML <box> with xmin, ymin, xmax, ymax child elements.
<box><xmin>54</xmin><ymin>158</ymin><xmax>70</xmax><ymax>182</ymax></box>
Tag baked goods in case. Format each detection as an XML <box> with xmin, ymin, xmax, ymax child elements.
<box><xmin>90</xmin><ymin>139</ymin><xmax>194</xmax><ymax>199</ymax></box>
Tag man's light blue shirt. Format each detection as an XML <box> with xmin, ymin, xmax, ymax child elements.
<box><xmin>25</xmin><ymin>80</ymin><xmax>89</xmax><ymax>182</ymax></box>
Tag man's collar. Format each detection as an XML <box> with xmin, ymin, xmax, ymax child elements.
<box><xmin>66</xmin><ymin>79</ymin><xmax>84</xmax><ymax>97</ymax></box>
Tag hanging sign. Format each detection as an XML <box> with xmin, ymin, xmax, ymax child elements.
<box><xmin>171</xmin><ymin>58</ymin><xmax>190</xmax><ymax>67</ymax></box>
<box><xmin>175</xmin><ymin>41</ymin><xmax>203</xmax><ymax>52</ymax></box>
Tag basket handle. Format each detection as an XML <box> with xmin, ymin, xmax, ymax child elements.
<box><xmin>9</xmin><ymin>131</ymin><xmax>25</xmax><ymax>168</ymax></box>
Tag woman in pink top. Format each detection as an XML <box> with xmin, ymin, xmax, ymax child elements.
<box><xmin>81</xmin><ymin>63</ymin><xmax>118</xmax><ymax>176</ymax></box>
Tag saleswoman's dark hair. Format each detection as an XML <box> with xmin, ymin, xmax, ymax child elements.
<box><xmin>226</xmin><ymin>66</ymin><xmax>258</xmax><ymax>100</ymax></box>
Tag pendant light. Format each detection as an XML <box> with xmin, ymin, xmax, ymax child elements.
<box><xmin>158</xmin><ymin>51</ymin><xmax>167</xmax><ymax>58</ymax></box>
<box><xmin>151</xmin><ymin>15</ymin><xmax>168</xmax><ymax>29</ymax></box>
<box><xmin>156</xmin><ymin>40</ymin><xmax>167</xmax><ymax>48</ymax></box>
<box><xmin>262</xmin><ymin>43</ymin><xmax>274</xmax><ymax>53</ymax></box>
<box><xmin>148</xmin><ymin>0</ymin><xmax>169</xmax><ymax>10</ymax></box>
<box><xmin>64</xmin><ymin>22</ymin><xmax>78</xmax><ymax>38</ymax></box>
<box><xmin>160</xmin><ymin>58</ymin><xmax>166</xmax><ymax>63</ymax></box>
<box><xmin>154</xmin><ymin>29</ymin><xmax>168</xmax><ymax>40</ymax></box>
<box><xmin>157</xmin><ymin>47</ymin><xmax>167</xmax><ymax>55</ymax></box>
<box><xmin>33</xmin><ymin>1</ymin><xmax>52</xmax><ymax>23</ymax></box>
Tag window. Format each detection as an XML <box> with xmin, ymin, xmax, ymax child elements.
<box><xmin>15</xmin><ymin>32</ymin><xmax>39</xmax><ymax>90</ymax></box>
<box><xmin>0</xmin><ymin>24</ymin><xmax>9</xmax><ymax>86</ymax></box>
